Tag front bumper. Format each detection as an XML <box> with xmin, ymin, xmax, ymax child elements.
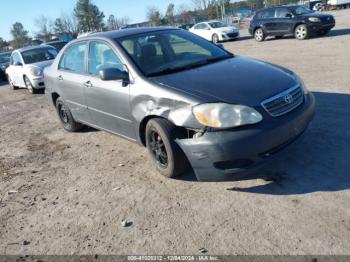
<box><xmin>31</xmin><ymin>77</ymin><xmax>45</xmax><ymax>89</ymax></box>
<box><xmin>176</xmin><ymin>93</ymin><xmax>316</xmax><ymax>181</ymax></box>
<box><xmin>307</xmin><ymin>22</ymin><xmax>335</xmax><ymax>33</ymax></box>
<box><xmin>220</xmin><ymin>31</ymin><xmax>240</xmax><ymax>41</ymax></box>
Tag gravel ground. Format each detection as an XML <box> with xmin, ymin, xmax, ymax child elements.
<box><xmin>0</xmin><ymin>9</ymin><xmax>349</xmax><ymax>255</ymax></box>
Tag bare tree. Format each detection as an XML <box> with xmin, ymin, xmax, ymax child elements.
<box><xmin>61</xmin><ymin>12</ymin><xmax>80</xmax><ymax>37</ymax></box>
<box><xmin>116</xmin><ymin>16</ymin><xmax>131</xmax><ymax>28</ymax></box>
<box><xmin>192</xmin><ymin>0</ymin><xmax>210</xmax><ymax>10</ymax></box>
<box><xmin>176</xmin><ymin>4</ymin><xmax>192</xmax><ymax>24</ymax></box>
<box><xmin>147</xmin><ymin>6</ymin><xmax>163</xmax><ymax>26</ymax></box>
<box><xmin>34</xmin><ymin>15</ymin><xmax>53</xmax><ymax>41</ymax></box>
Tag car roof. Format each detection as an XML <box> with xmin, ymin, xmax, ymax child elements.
<box><xmin>85</xmin><ymin>27</ymin><xmax>177</xmax><ymax>40</ymax></box>
<box><xmin>43</xmin><ymin>40</ymin><xmax>67</xmax><ymax>44</ymax></box>
<box><xmin>16</xmin><ymin>45</ymin><xmax>54</xmax><ymax>52</ymax></box>
<box><xmin>0</xmin><ymin>51</ymin><xmax>12</xmax><ymax>55</ymax></box>
<box><xmin>256</xmin><ymin>4</ymin><xmax>300</xmax><ymax>12</ymax></box>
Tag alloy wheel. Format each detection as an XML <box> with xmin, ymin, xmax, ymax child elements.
<box><xmin>255</xmin><ymin>29</ymin><xmax>264</xmax><ymax>41</ymax></box>
<box><xmin>296</xmin><ymin>26</ymin><xmax>307</xmax><ymax>40</ymax></box>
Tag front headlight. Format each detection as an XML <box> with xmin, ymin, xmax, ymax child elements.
<box><xmin>294</xmin><ymin>74</ymin><xmax>308</xmax><ymax>94</ymax></box>
<box><xmin>309</xmin><ymin>17</ymin><xmax>321</xmax><ymax>22</ymax></box>
<box><xmin>193</xmin><ymin>103</ymin><xmax>263</xmax><ymax>128</ymax></box>
<box><xmin>29</xmin><ymin>67</ymin><xmax>43</xmax><ymax>76</ymax></box>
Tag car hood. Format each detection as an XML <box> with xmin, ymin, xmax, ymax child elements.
<box><xmin>299</xmin><ymin>12</ymin><xmax>332</xmax><ymax>18</ymax></box>
<box><xmin>215</xmin><ymin>26</ymin><xmax>238</xmax><ymax>33</ymax></box>
<box><xmin>27</xmin><ymin>60</ymin><xmax>54</xmax><ymax>70</ymax></box>
<box><xmin>151</xmin><ymin>56</ymin><xmax>298</xmax><ymax>107</ymax></box>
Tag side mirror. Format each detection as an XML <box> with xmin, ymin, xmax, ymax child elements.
<box><xmin>99</xmin><ymin>68</ymin><xmax>129</xmax><ymax>82</ymax></box>
<box><xmin>286</xmin><ymin>13</ymin><xmax>293</xmax><ymax>18</ymax></box>
<box><xmin>206</xmin><ymin>27</ymin><xmax>211</xmax><ymax>30</ymax></box>
<box><xmin>14</xmin><ymin>62</ymin><xmax>23</xmax><ymax>66</ymax></box>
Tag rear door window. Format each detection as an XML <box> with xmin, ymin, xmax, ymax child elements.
<box><xmin>275</xmin><ymin>8</ymin><xmax>292</xmax><ymax>18</ymax></box>
<box><xmin>259</xmin><ymin>9</ymin><xmax>275</xmax><ymax>19</ymax></box>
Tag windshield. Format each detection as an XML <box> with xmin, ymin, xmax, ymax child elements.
<box><xmin>208</xmin><ymin>21</ymin><xmax>226</xmax><ymax>28</ymax></box>
<box><xmin>117</xmin><ymin>30</ymin><xmax>232</xmax><ymax>77</ymax></box>
<box><xmin>290</xmin><ymin>6</ymin><xmax>314</xmax><ymax>15</ymax></box>
<box><xmin>21</xmin><ymin>47</ymin><xmax>58</xmax><ymax>64</ymax></box>
<box><xmin>0</xmin><ymin>53</ymin><xmax>11</xmax><ymax>64</ymax></box>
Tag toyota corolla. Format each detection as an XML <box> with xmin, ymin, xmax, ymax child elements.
<box><xmin>44</xmin><ymin>27</ymin><xmax>315</xmax><ymax>181</ymax></box>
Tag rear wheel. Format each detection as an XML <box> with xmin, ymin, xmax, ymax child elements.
<box><xmin>145</xmin><ymin>118</ymin><xmax>188</xmax><ymax>178</ymax></box>
<box><xmin>254</xmin><ymin>28</ymin><xmax>265</xmax><ymax>42</ymax></box>
<box><xmin>295</xmin><ymin>24</ymin><xmax>308</xmax><ymax>40</ymax></box>
<box><xmin>55</xmin><ymin>97</ymin><xmax>83</xmax><ymax>132</ymax></box>
<box><xmin>212</xmin><ymin>34</ymin><xmax>219</xmax><ymax>44</ymax></box>
<box><xmin>24</xmin><ymin>75</ymin><xmax>38</xmax><ymax>94</ymax></box>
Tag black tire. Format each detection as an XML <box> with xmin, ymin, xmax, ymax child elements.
<box><xmin>254</xmin><ymin>28</ymin><xmax>265</xmax><ymax>42</ymax></box>
<box><xmin>8</xmin><ymin>75</ymin><xmax>18</xmax><ymax>90</ymax></box>
<box><xmin>145</xmin><ymin>118</ymin><xmax>188</xmax><ymax>178</ymax></box>
<box><xmin>212</xmin><ymin>34</ymin><xmax>219</xmax><ymax>44</ymax></box>
<box><xmin>294</xmin><ymin>24</ymin><xmax>308</xmax><ymax>40</ymax></box>
<box><xmin>24</xmin><ymin>75</ymin><xmax>38</xmax><ymax>94</ymax></box>
<box><xmin>55</xmin><ymin>97</ymin><xmax>83</xmax><ymax>132</ymax></box>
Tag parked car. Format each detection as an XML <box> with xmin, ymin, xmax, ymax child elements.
<box><xmin>6</xmin><ymin>46</ymin><xmax>58</xmax><ymax>93</ymax></box>
<box><xmin>179</xmin><ymin>24</ymin><xmax>195</xmax><ymax>31</ymax></box>
<box><xmin>41</xmin><ymin>40</ymin><xmax>68</xmax><ymax>51</ymax></box>
<box><xmin>249</xmin><ymin>5</ymin><xmax>335</xmax><ymax>41</ymax></box>
<box><xmin>189</xmin><ymin>21</ymin><xmax>239</xmax><ymax>43</ymax></box>
<box><xmin>0</xmin><ymin>51</ymin><xmax>11</xmax><ymax>81</ymax></box>
<box><xmin>44</xmin><ymin>27</ymin><xmax>315</xmax><ymax>181</ymax></box>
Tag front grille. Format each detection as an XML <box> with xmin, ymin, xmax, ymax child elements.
<box><xmin>261</xmin><ymin>85</ymin><xmax>304</xmax><ymax>117</ymax></box>
<box><xmin>227</xmin><ymin>32</ymin><xmax>238</xmax><ymax>38</ymax></box>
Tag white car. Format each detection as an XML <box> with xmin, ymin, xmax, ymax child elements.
<box><xmin>189</xmin><ymin>21</ymin><xmax>239</xmax><ymax>43</ymax></box>
<box><xmin>6</xmin><ymin>46</ymin><xmax>57</xmax><ymax>94</ymax></box>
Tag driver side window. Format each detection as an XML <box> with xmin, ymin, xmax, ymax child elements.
<box><xmin>88</xmin><ymin>41</ymin><xmax>124</xmax><ymax>76</ymax></box>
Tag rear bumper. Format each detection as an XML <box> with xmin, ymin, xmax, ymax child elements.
<box><xmin>176</xmin><ymin>93</ymin><xmax>316</xmax><ymax>181</ymax></box>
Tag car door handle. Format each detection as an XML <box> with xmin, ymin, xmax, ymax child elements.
<box><xmin>57</xmin><ymin>75</ymin><xmax>63</xmax><ymax>81</ymax></box>
<box><xmin>84</xmin><ymin>81</ymin><xmax>93</xmax><ymax>88</ymax></box>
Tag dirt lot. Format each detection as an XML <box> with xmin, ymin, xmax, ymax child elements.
<box><xmin>0</xmin><ymin>9</ymin><xmax>350</xmax><ymax>255</ymax></box>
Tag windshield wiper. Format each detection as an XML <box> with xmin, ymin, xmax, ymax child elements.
<box><xmin>147</xmin><ymin>54</ymin><xmax>233</xmax><ymax>77</ymax></box>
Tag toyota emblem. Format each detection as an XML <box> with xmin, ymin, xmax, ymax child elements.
<box><xmin>284</xmin><ymin>94</ymin><xmax>293</xmax><ymax>104</ymax></box>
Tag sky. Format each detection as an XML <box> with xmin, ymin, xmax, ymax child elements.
<box><xmin>0</xmin><ymin>0</ymin><xmax>190</xmax><ymax>41</ymax></box>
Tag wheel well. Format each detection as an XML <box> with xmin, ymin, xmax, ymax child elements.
<box><xmin>293</xmin><ymin>23</ymin><xmax>305</xmax><ymax>32</ymax></box>
<box><xmin>254</xmin><ymin>26</ymin><xmax>262</xmax><ymax>33</ymax></box>
<box><xmin>139</xmin><ymin>115</ymin><xmax>163</xmax><ymax>146</ymax></box>
<box><xmin>139</xmin><ymin>116</ymin><xmax>188</xmax><ymax>146</ymax></box>
<box><xmin>52</xmin><ymin>92</ymin><xmax>60</xmax><ymax>106</ymax></box>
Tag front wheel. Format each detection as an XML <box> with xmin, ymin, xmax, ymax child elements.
<box><xmin>212</xmin><ymin>34</ymin><xmax>219</xmax><ymax>44</ymax></box>
<box><xmin>55</xmin><ymin>97</ymin><xmax>83</xmax><ymax>132</ymax></box>
<box><xmin>254</xmin><ymin>28</ymin><xmax>265</xmax><ymax>42</ymax></box>
<box><xmin>146</xmin><ymin>118</ymin><xmax>188</xmax><ymax>178</ymax></box>
<box><xmin>295</xmin><ymin>24</ymin><xmax>308</xmax><ymax>40</ymax></box>
<box><xmin>24</xmin><ymin>75</ymin><xmax>38</xmax><ymax>94</ymax></box>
